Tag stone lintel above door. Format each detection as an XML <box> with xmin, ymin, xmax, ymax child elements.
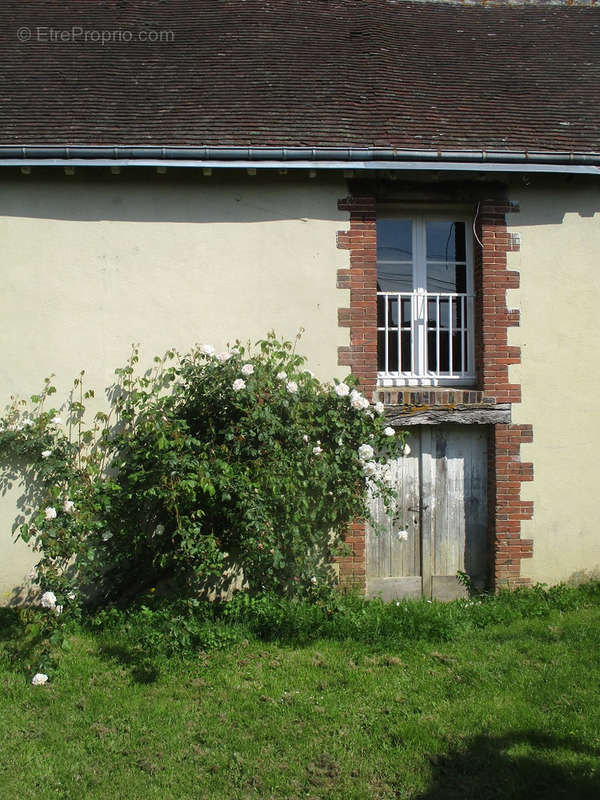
<box><xmin>384</xmin><ymin>402</ymin><xmax>511</xmax><ymax>427</ymax></box>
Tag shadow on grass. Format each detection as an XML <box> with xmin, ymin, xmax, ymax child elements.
<box><xmin>0</xmin><ymin>607</ymin><xmax>24</xmax><ymax>641</ymax></box>
<box><xmin>98</xmin><ymin>642</ymin><xmax>161</xmax><ymax>685</ymax></box>
<box><xmin>416</xmin><ymin>731</ymin><xmax>600</xmax><ymax>800</ymax></box>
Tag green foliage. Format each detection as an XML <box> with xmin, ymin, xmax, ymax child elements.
<box><xmin>83</xmin><ymin>580</ymin><xmax>600</xmax><ymax>656</ymax></box>
<box><xmin>220</xmin><ymin>580</ymin><xmax>600</xmax><ymax>647</ymax></box>
<box><xmin>0</xmin><ymin>605</ymin><xmax>72</xmax><ymax>679</ymax></box>
<box><xmin>0</xmin><ymin>332</ymin><xmax>403</xmax><ymax>609</ymax></box>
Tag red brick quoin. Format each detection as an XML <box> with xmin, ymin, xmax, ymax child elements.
<box><xmin>476</xmin><ymin>199</ymin><xmax>534</xmax><ymax>588</ymax></box>
<box><xmin>336</xmin><ymin>194</ymin><xmax>533</xmax><ymax>592</ymax></box>
<box><xmin>336</xmin><ymin>196</ymin><xmax>378</xmax><ymax>590</ymax></box>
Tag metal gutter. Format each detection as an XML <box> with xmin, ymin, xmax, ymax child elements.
<box><xmin>1</xmin><ymin>146</ymin><xmax>599</xmax><ymax>174</ymax></box>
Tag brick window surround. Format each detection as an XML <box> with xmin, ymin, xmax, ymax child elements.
<box><xmin>336</xmin><ymin>193</ymin><xmax>533</xmax><ymax>592</ymax></box>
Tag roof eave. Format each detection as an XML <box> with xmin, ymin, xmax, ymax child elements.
<box><xmin>1</xmin><ymin>146</ymin><xmax>599</xmax><ymax>174</ymax></box>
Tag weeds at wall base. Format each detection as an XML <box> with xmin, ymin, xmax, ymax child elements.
<box><xmin>2</xmin><ymin>581</ymin><xmax>598</xmax><ymax>683</ymax></box>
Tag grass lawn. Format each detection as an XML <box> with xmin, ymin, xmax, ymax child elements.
<box><xmin>1</xmin><ymin>594</ymin><xmax>599</xmax><ymax>799</ymax></box>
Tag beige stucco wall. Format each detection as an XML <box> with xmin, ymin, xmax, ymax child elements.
<box><xmin>0</xmin><ymin>171</ymin><xmax>350</xmax><ymax>598</ymax></box>
<box><xmin>507</xmin><ymin>178</ymin><xmax>600</xmax><ymax>585</ymax></box>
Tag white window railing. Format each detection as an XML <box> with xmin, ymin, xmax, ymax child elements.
<box><xmin>377</xmin><ymin>291</ymin><xmax>475</xmax><ymax>385</ymax></box>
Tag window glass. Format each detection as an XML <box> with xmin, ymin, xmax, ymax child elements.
<box><xmin>426</xmin><ymin>262</ymin><xmax>466</xmax><ymax>293</ymax></box>
<box><xmin>426</xmin><ymin>221</ymin><xmax>466</xmax><ymax>262</ymax></box>
<box><xmin>377</xmin><ymin>219</ymin><xmax>412</xmax><ymax>261</ymax></box>
<box><xmin>377</xmin><ymin>219</ymin><xmax>413</xmax><ymax>292</ymax></box>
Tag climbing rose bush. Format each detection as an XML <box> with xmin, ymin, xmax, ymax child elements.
<box><xmin>0</xmin><ymin>333</ymin><xmax>404</xmax><ymax>606</ymax></box>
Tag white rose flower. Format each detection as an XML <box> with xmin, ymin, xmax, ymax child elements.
<box><xmin>286</xmin><ymin>381</ymin><xmax>298</xmax><ymax>394</ymax></box>
<box><xmin>40</xmin><ymin>591</ymin><xmax>57</xmax><ymax>609</ymax></box>
<box><xmin>50</xmin><ymin>416</ymin><xmax>62</xmax><ymax>425</ymax></box>
<box><xmin>403</xmin><ymin>443</ymin><xmax>411</xmax><ymax>457</ymax></box>
<box><xmin>363</xmin><ymin>461</ymin><xmax>378</xmax><ymax>477</ymax></box>
<box><xmin>334</xmin><ymin>383</ymin><xmax>350</xmax><ymax>397</ymax></box>
<box><xmin>276</xmin><ymin>371</ymin><xmax>287</xmax><ymax>380</ymax></box>
<box><xmin>241</xmin><ymin>363</ymin><xmax>254</xmax><ymax>376</ymax></box>
<box><xmin>200</xmin><ymin>344</ymin><xmax>215</xmax><ymax>356</ymax></box>
<box><xmin>63</xmin><ymin>499</ymin><xmax>75</xmax><ymax>514</ymax></box>
<box><xmin>153</xmin><ymin>524</ymin><xmax>165</xmax><ymax>536</ymax></box>
<box><xmin>374</xmin><ymin>401</ymin><xmax>385</xmax><ymax>415</ymax></box>
<box><xmin>384</xmin><ymin>427</ymin><xmax>395</xmax><ymax>437</ymax></box>
<box><xmin>350</xmin><ymin>390</ymin><xmax>370</xmax><ymax>410</ymax></box>
<box><xmin>312</xmin><ymin>446</ymin><xmax>323</xmax><ymax>456</ymax></box>
<box><xmin>67</xmin><ymin>591</ymin><xmax>76</xmax><ymax>601</ymax></box>
<box><xmin>232</xmin><ymin>378</ymin><xmax>246</xmax><ymax>392</ymax></box>
<box><xmin>310</xmin><ymin>576</ymin><xmax>318</xmax><ymax>585</ymax></box>
<box><xmin>382</xmin><ymin>465</ymin><xmax>395</xmax><ymax>487</ymax></box>
<box><xmin>358</xmin><ymin>444</ymin><xmax>374</xmax><ymax>461</ymax></box>
<box><xmin>102</xmin><ymin>531</ymin><xmax>113</xmax><ymax>541</ymax></box>
<box><xmin>31</xmin><ymin>673</ymin><xmax>48</xmax><ymax>686</ymax></box>
<box><xmin>44</xmin><ymin>507</ymin><xmax>57</xmax><ymax>520</ymax></box>
<box><xmin>41</xmin><ymin>450</ymin><xmax>52</xmax><ymax>459</ymax></box>
<box><xmin>397</xmin><ymin>530</ymin><xmax>409</xmax><ymax>542</ymax></box>
<box><xmin>302</xmin><ymin>434</ymin><xmax>309</xmax><ymax>443</ymax></box>
<box><xmin>217</xmin><ymin>351</ymin><xmax>231</xmax><ymax>363</ymax></box>
<box><xmin>55</xmin><ymin>605</ymin><xmax>63</xmax><ymax>616</ymax></box>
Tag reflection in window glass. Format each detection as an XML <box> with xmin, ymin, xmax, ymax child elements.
<box><xmin>426</xmin><ymin>221</ymin><xmax>466</xmax><ymax>262</ymax></box>
<box><xmin>377</xmin><ymin>219</ymin><xmax>412</xmax><ymax>261</ymax></box>
<box><xmin>378</xmin><ymin>263</ymin><xmax>412</xmax><ymax>292</ymax></box>
<box><xmin>426</xmin><ymin>262</ymin><xmax>466</xmax><ymax>293</ymax></box>
<box><xmin>377</xmin><ymin>219</ymin><xmax>413</xmax><ymax>292</ymax></box>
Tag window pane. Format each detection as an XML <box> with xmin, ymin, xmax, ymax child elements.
<box><xmin>401</xmin><ymin>297</ymin><xmax>412</xmax><ymax>327</ymax></box>
<box><xmin>453</xmin><ymin>297</ymin><xmax>463</xmax><ymax>328</ymax></box>
<box><xmin>377</xmin><ymin>295</ymin><xmax>385</xmax><ymax>327</ymax></box>
<box><xmin>378</xmin><ymin>264</ymin><xmax>413</xmax><ymax>292</ymax></box>
<box><xmin>439</xmin><ymin>332</ymin><xmax>450</xmax><ymax>372</ymax></box>
<box><xmin>426</xmin><ymin>221</ymin><xmax>466</xmax><ymax>261</ymax></box>
<box><xmin>427</xmin><ymin>261</ymin><xmax>469</xmax><ymax>293</ymax></box>
<box><xmin>377</xmin><ymin>263</ymin><xmax>413</xmax><ymax>292</ymax></box>
<box><xmin>400</xmin><ymin>332</ymin><xmax>411</xmax><ymax>372</ymax></box>
<box><xmin>377</xmin><ymin>219</ymin><xmax>413</xmax><ymax>292</ymax></box>
<box><xmin>426</xmin><ymin>262</ymin><xmax>454</xmax><ymax>293</ymax></box>
<box><xmin>388</xmin><ymin>296</ymin><xmax>399</xmax><ymax>327</ymax></box>
<box><xmin>427</xmin><ymin>330</ymin><xmax>437</xmax><ymax>372</ymax></box>
<box><xmin>377</xmin><ymin>219</ymin><xmax>412</xmax><ymax>261</ymax></box>
<box><xmin>427</xmin><ymin>298</ymin><xmax>437</xmax><ymax>329</ymax></box>
<box><xmin>387</xmin><ymin>331</ymin><xmax>399</xmax><ymax>372</ymax></box>
<box><xmin>439</xmin><ymin>298</ymin><xmax>450</xmax><ymax>329</ymax></box>
<box><xmin>377</xmin><ymin>330</ymin><xmax>386</xmax><ymax>371</ymax></box>
<box><xmin>452</xmin><ymin>332</ymin><xmax>463</xmax><ymax>372</ymax></box>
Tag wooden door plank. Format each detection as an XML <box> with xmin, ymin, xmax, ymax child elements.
<box><xmin>366</xmin><ymin>429</ymin><xmax>422</xmax><ymax>583</ymax></box>
<box><xmin>420</xmin><ymin>426</ymin><xmax>434</xmax><ymax>599</ymax></box>
<box><xmin>367</xmin><ymin>576</ymin><xmax>423</xmax><ymax>601</ymax></box>
<box><xmin>429</xmin><ymin>425</ymin><xmax>488</xmax><ymax>599</ymax></box>
<box><xmin>432</xmin><ymin>575</ymin><xmax>469</xmax><ymax>601</ymax></box>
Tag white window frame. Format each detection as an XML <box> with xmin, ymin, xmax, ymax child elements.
<box><xmin>377</xmin><ymin>210</ymin><xmax>476</xmax><ymax>387</ymax></box>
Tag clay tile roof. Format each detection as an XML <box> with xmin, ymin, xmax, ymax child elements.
<box><xmin>0</xmin><ymin>0</ymin><xmax>598</xmax><ymax>153</ymax></box>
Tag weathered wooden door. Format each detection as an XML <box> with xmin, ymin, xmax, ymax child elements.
<box><xmin>366</xmin><ymin>425</ymin><xmax>488</xmax><ymax>601</ymax></box>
